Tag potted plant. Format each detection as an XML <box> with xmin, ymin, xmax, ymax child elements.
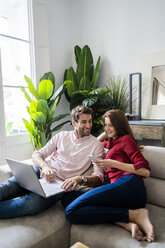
<box><xmin>105</xmin><ymin>75</ymin><xmax>129</xmax><ymax>112</ymax></box>
<box><xmin>20</xmin><ymin>72</ymin><xmax>70</xmax><ymax>150</ymax></box>
<box><xmin>64</xmin><ymin>45</ymin><xmax>113</xmax><ymax>136</ymax></box>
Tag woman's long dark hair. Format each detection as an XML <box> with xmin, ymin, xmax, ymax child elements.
<box><xmin>102</xmin><ymin>109</ymin><xmax>135</xmax><ymax>138</ymax></box>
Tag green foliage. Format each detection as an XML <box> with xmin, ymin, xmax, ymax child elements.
<box><xmin>82</xmin><ymin>88</ymin><xmax>114</xmax><ymax>136</ymax></box>
<box><xmin>6</xmin><ymin>122</ymin><xmax>13</xmax><ymax>135</ymax></box>
<box><xmin>64</xmin><ymin>45</ymin><xmax>113</xmax><ymax>136</ymax></box>
<box><xmin>20</xmin><ymin>72</ymin><xmax>70</xmax><ymax>150</ymax></box>
<box><xmin>105</xmin><ymin>75</ymin><xmax>129</xmax><ymax>112</ymax></box>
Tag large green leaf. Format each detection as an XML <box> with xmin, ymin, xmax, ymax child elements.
<box><xmin>34</xmin><ymin>132</ymin><xmax>42</xmax><ymax>150</ymax></box>
<box><xmin>23</xmin><ymin>119</ymin><xmax>36</xmax><ymax>136</ymax></box>
<box><xmin>63</xmin><ymin>69</ymin><xmax>71</xmax><ymax>102</ymax></box>
<box><xmin>76</xmin><ymin>45</ymin><xmax>94</xmax><ymax>83</ymax></box>
<box><xmin>26</xmin><ymin>106</ymin><xmax>30</xmax><ymax>114</ymax></box>
<box><xmin>74</xmin><ymin>45</ymin><xmax>81</xmax><ymax>64</ymax></box>
<box><xmin>31</xmin><ymin>112</ymin><xmax>46</xmax><ymax>125</ymax></box>
<box><xmin>30</xmin><ymin>100</ymin><xmax>38</xmax><ymax>114</ymax></box>
<box><xmin>37</xmin><ymin>99</ymin><xmax>49</xmax><ymax>119</ymax></box>
<box><xmin>91</xmin><ymin>56</ymin><xmax>101</xmax><ymax>88</ymax></box>
<box><xmin>74</xmin><ymin>90</ymin><xmax>89</xmax><ymax>98</ymax></box>
<box><xmin>64</xmin><ymin>67</ymin><xmax>78</xmax><ymax>97</ymax></box>
<box><xmin>53</xmin><ymin>84</ymin><xmax>64</xmax><ymax>104</ymax></box>
<box><xmin>47</xmin><ymin>85</ymin><xmax>64</xmax><ymax>109</ymax></box>
<box><xmin>46</xmin><ymin>132</ymin><xmax>52</xmax><ymax>143</ymax></box>
<box><xmin>40</xmin><ymin>72</ymin><xmax>55</xmax><ymax>95</ymax></box>
<box><xmin>24</xmin><ymin>75</ymin><xmax>40</xmax><ymax>101</ymax></box>
<box><xmin>48</xmin><ymin>97</ymin><xmax>59</xmax><ymax>120</ymax></box>
<box><xmin>89</xmin><ymin>88</ymin><xmax>110</xmax><ymax>96</ymax></box>
<box><xmin>29</xmin><ymin>135</ymin><xmax>35</xmax><ymax>150</ymax></box>
<box><xmin>39</xmin><ymin>131</ymin><xmax>47</xmax><ymax>147</ymax></box>
<box><xmin>38</xmin><ymin>80</ymin><xmax>53</xmax><ymax>100</ymax></box>
<box><xmin>20</xmin><ymin>86</ymin><xmax>32</xmax><ymax>103</ymax></box>
<box><xmin>64</xmin><ymin>80</ymin><xmax>73</xmax><ymax>91</ymax></box>
<box><xmin>79</xmin><ymin>76</ymin><xmax>91</xmax><ymax>90</ymax></box>
<box><xmin>83</xmin><ymin>97</ymin><xmax>98</xmax><ymax>107</ymax></box>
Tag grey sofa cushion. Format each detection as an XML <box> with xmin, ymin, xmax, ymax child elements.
<box><xmin>144</xmin><ymin>177</ymin><xmax>165</xmax><ymax>208</ymax></box>
<box><xmin>0</xmin><ymin>164</ymin><xmax>12</xmax><ymax>183</ymax></box>
<box><xmin>142</xmin><ymin>146</ymin><xmax>165</xmax><ymax>208</ymax></box>
<box><xmin>0</xmin><ymin>202</ymin><xmax>70</xmax><ymax>248</ymax></box>
<box><xmin>70</xmin><ymin>204</ymin><xmax>165</xmax><ymax>248</ymax></box>
<box><xmin>142</xmin><ymin>146</ymin><xmax>165</xmax><ymax>179</ymax></box>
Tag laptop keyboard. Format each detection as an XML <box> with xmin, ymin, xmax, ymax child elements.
<box><xmin>39</xmin><ymin>178</ymin><xmax>64</xmax><ymax>195</ymax></box>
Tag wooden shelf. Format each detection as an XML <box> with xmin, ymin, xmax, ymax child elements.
<box><xmin>129</xmin><ymin>120</ymin><xmax>165</xmax><ymax>146</ymax></box>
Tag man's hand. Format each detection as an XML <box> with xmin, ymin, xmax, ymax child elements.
<box><xmin>61</xmin><ymin>176</ymin><xmax>82</xmax><ymax>190</ymax></box>
<box><xmin>41</xmin><ymin>166</ymin><xmax>56</xmax><ymax>183</ymax></box>
<box><xmin>32</xmin><ymin>154</ymin><xmax>56</xmax><ymax>182</ymax></box>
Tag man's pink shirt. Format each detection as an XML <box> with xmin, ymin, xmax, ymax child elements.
<box><xmin>33</xmin><ymin>131</ymin><xmax>105</xmax><ymax>182</ymax></box>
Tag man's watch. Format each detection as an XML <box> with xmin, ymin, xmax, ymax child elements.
<box><xmin>81</xmin><ymin>176</ymin><xmax>87</xmax><ymax>185</ymax></box>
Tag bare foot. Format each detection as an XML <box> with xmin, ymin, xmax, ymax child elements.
<box><xmin>129</xmin><ymin>208</ymin><xmax>154</xmax><ymax>243</ymax></box>
<box><xmin>116</xmin><ymin>222</ymin><xmax>145</xmax><ymax>241</ymax></box>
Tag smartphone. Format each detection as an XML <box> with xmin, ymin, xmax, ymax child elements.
<box><xmin>88</xmin><ymin>155</ymin><xmax>97</xmax><ymax>160</ymax></box>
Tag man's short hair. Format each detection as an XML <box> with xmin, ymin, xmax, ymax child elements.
<box><xmin>71</xmin><ymin>105</ymin><xmax>93</xmax><ymax>122</ymax></box>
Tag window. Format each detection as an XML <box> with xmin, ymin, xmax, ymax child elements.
<box><xmin>0</xmin><ymin>0</ymin><xmax>33</xmax><ymax>135</ymax></box>
<box><xmin>0</xmin><ymin>0</ymin><xmax>49</xmax><ymax>163</ymax></box>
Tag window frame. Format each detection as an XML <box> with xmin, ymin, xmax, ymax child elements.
<box><xmin>0</xmin><ymin>0</ymin><xmax>35</xmax><ymax>145</ymax></box>
<box><xmin>0</xmin><ymin>0</ymin><xmax>50</xmax><ymax>164</ymax></box>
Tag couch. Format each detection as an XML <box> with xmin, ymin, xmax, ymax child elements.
<box><xmin>0</xmin><ymin>146</ymin><xmax>165</xmax><ymax>248</ymax></box>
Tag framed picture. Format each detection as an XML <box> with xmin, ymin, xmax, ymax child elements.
<box><xmin>139</xmin><ymin>50</ymin><xmax>165</xmax><ymax>120</ymax></box>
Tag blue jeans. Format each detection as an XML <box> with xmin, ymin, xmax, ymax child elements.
<box><xmin>61</xmin><ymin>174</ymin><xmax>147</xmax><ymax>224</ymax></box>
<box><xmin>0</xmin><ymin>166</ymin><xmax>62</xmax><ymax>219</ymax></box>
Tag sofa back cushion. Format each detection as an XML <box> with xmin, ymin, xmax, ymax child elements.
<box><xmin>0</xmin><ymin>165</ymin><xmax>12</xmax><ymax>183</ymax></box>
<box><xmin>142</xmin><ymin>146</ymin><xmax>165</xmax><ymax>208</ymax></box>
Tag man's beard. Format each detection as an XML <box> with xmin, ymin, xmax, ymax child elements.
<box><xmin>77</xmin><ymin>128</ymin><xmax>91</xmax><ymax>137</ymax></box>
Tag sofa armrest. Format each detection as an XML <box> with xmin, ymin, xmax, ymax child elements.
<box><xmin>0</xmin><ymin>164</ymin><xmax>12</xmax><ymax>183</ymax></box>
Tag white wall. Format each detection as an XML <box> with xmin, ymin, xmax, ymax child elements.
<box><xmin>47</xmin><ymin>0</ymin><xmax>82</xmax><ymax>125</ymax></box>
<box><xmin>48</xmin><ymin>0</ymin><xmax>165</xmax><ymax>93</ymax></box>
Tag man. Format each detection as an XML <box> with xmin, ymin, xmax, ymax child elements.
<box><xmin>0</xmin><ymin>105</ymin><xmax>105</xmax><ymax>218</ymax></box>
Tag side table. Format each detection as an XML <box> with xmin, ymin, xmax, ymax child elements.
<box><xmin>129</xmin><ymin>120</ymin><xmax>165</xmax><ymax>147</ymax></box>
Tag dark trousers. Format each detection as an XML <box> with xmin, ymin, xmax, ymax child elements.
<box><xmin>61</xmin><ymin>174</ymin><xmax>147</xmax><ymax>224</ymax></box>
<box><xmin>0</xmin><ymin>166</ymin><xmax>60</xmax><ymax>218</ymax></box>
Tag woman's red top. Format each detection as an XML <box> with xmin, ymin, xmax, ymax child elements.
<box><xmin>102</xmin><ymin>135</ymin><xmax>150</xmax><ymax>183</ymax></box>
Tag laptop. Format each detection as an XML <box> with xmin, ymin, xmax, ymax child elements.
<box><xmin>5</xmin><ymin>158</ymin><xmax>65</xmax><ymax>198</ymax></box>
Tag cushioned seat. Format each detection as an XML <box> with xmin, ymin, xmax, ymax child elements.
<box><xmin>0</xmin><ymin>202</ymin><xmax>70</xmax><ymax>248</ymax></box>
<box><xmin>70</xmin><ymin>204</ymin><xmax>165</xmax><ymax>248</ymax></box>
<box><xmin>0</xmin><ymin>146</ymin><xmax>165</xmax><ymax>247</ymax></box>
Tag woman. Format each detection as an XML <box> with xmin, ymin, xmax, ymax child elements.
<box><xmin>61</xmin><ymin>109</ymin><xmax>154</xmax><ymax>243</ymax></box>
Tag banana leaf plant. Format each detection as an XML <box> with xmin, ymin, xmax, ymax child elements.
<box><xmin>20</xmin><ymin>72</ymin><xmax>70</xmax><ymax>150</ymax></box>
<box><xmin>64</xmin><ymin>45</ymin><xmax>113</xmax><ymax>136</ymax></box>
